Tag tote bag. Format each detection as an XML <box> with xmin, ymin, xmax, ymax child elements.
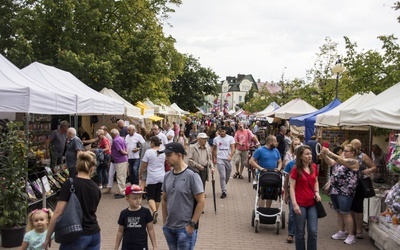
<box><xmin>55</xmin><ymin>178</ymin><xmax>83</xmax><ymax>244</ymax></box>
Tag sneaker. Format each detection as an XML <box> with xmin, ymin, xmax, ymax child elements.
<box><xmin>153</xmin><ymin>211</ymin><xmax>158</xmax><ymax>224</ymax></box>
<box><xmin>220</xmin><ymin>192</ymin><xmax>227</xmax><ymax>199</ymax></box>
<box><xmin>344</xmin><ymin>235</ymin><xmax>356</xmax><ymax>245</ymax></box>
<box><xmin>331</xmin><ymin>231</ymin><xmax>347</xmax><ymax>240</ymax></box>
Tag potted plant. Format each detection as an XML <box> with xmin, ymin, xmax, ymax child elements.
<box><xmin>0</xmin><ymin>121</ymin><xmax>29</xmax><ymax>248</ymax></box>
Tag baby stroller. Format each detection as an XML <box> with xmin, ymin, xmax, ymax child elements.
<box><xmin>251</xmin><ymin>170</ymin><xmax>285</xmax><ymax>234</ymax></box>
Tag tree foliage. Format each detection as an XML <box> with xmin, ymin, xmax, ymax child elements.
<box><xmin>170</xmin><ymin>54</ymin><xmax>219</xmax><ymax>112</ymax></box>
<box><xmin>1</xmin><ymin>0</ymin><xmax>184</xmax><ymax>104</ymax></box>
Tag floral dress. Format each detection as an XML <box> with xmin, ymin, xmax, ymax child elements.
<box><xmin>330</xmin><ymin>164</ymin><xmax>359</xmax><ymax>198</ymax></box>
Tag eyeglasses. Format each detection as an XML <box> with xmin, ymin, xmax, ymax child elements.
<box><xmin>343</xmin><ymin>150</ymin><xmax>351</xmax><ymax>153</ymax></box>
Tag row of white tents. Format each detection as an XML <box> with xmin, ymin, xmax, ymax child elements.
<box><xmin>0</xmin><ymin>54</ymin><xmax>189</xmax><ymax>120</ymax></box>
<box><xmin>255</xmin><ymin>82</ymin><xmax>400</xmax><ymax>138</ymax></box>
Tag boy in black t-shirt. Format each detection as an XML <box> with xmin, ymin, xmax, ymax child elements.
<box><xmin>114</xmin><ymin>185</ymin><xmax>157</xmax><ymax>250</ymax></box>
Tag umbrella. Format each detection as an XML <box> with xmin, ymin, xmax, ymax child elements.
<box><xmin>211</xmin><ymin>170</ymin><xmax>217</xmax><ymax>214</ymax></box>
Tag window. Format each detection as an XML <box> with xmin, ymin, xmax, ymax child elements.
<box><xmin>239</xmin><ymin>96</ymin><xmax>242</xmax><ymax>102</ymax></box>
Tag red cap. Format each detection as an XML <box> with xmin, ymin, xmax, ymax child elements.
<box><xmin>125</xmin><ymin>184</ymin><xmax>146</xmax><ymax>195</ymax></box>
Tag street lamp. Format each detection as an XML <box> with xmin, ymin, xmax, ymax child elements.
<box><xmin>332</xmin><ymin>58</ymin><xmax>345</xmax><ymax>99</ymax></box>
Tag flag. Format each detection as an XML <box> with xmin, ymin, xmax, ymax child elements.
<box><xmin>226</xmin><ymin>93</ymin><xmax>231</xmax><ymax>97</ymax></box>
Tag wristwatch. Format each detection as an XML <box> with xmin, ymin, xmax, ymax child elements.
<box><xmin>189</xmin><ymin>221</ymin><xmax>196</xmax><ymax>228</ymax></box>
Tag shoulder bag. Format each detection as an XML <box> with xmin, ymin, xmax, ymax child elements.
<box><xmin>306</xmin><ymin>174</ymin><xmax>327</xmax><ymax>219</ymax></box>
<box><xmin>54</xmin><ymin>178</ymin><xmax>83</xmax><ymax>243</ymax></box>
<box><xmin>359</xmin><ymin>176</ymin><xmax>375</xmax><ymax>198</ymax></box>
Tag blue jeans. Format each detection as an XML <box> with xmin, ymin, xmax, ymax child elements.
<box><xmin>96</xmin><ymin>155</ymin><xmax>110</xmax><ymax>186</ymax></box>
<box><xmin>288</xmin><ymin>199</ymin><xmax>296</xmax><ymax>237</ymax></box>
<box><xmin>59</xmin><ymin>232</ymin><xmax>101</xmax><ymax>250</ymax></box>
<box><xmin>295</xmin><ymin>205</ymin><xmax>318</xmax><ymax>250</ymax></box>
<box><xmin>163</xmin><ymin>225</ymin><xmax>198</xmax><ymax>250</ymax></box>
<box><xmin>128</xmin><ymin>158</ymin><xmax>141</xmax><ymax>185</ymax></box>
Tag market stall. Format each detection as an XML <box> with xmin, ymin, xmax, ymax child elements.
<box><xmin>336</xmin><ymin>85</ymin><xmax>400</xmax><ymax>249</ymax></box>
<box><xmin>22</xmin><ymin>62</ymin><xmax>125</xmax><ymax>115</ymax></box>
<box><xmin>290</xmin><ymin>98</ymin><xmax>341</xmax><ymax>142</ymax></box>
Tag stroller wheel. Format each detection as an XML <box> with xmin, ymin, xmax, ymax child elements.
<box><xmin>251</xmin><ymin>209</ymin><xmax>255</xmax><ymax>227</ymax></box>
<box><xmin>281</xmin><ymin>211</ymin><xmax>286</xmax><ymax>229</ymax></box>
<box><xmin>255</xmin><ymin>220</ymin><xmax>259</xmax><ymax>233</ymax></box>
<box><xmin>275</xmin><ymin>221</ymin><xmax>280</xmax><ymax>234</ymax></box>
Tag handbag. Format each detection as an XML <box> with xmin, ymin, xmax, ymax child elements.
<box><xmin>306</xmin><ymin>175</ymin><xmax>327</xmax><ymax>219</ymax></box>
<box><xmin>54</xmin><ymin>178</ymin><xmax>83</xmax><ymax>244</ymax></box>
<box><xmin>359</xmin><ymin>176</ymin><xmax>375</xmax><ymax>198</ymax></box>
<box><xmin>315</xmin><ymin>200</ymin><xmax>327</xmax><ymax>218</ymax></box>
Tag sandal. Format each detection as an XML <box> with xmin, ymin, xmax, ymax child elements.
<box><xmin>238</xmin><ymin>174</ymin><xmax>244</xmax><ymax>179</ymax></box>
<box><xmin>286</xmin><ymin>235</ymin><xmax>294</xmax><ymax>243</ymax></box>
<box><xmin>233</xmin><ymin>173</ymin><xmax>239</xmax><ymax>178</ymax></box>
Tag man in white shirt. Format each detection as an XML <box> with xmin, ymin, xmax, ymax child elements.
<box><xmin>163</xmin><ymin>123</ymin><xmax>175</xmax><ymax>143</ymax></box>
<box><xmin>125</xmin><ymin>125</ymin><xmax>145</xmax><ymax>185</ymax></box>
<box><xmin>152</xmin><ymin>124</ymin><xmax>168</xmax><ymax>150</ymax></box>
<box><xmin>212</xmin><ymin>126</ymin><xmax>235</xmax><ymax>199</ymax></box>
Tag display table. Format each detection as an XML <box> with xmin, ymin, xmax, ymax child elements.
<box><xmin>369</xmin><ymin>217</ymin><xmax>400</xmax><ymax>250</ymax></box>
<box><xmin>363</xmin><ymin>194</ymin><xmax>387</xmax><ymax>223</ymax></box>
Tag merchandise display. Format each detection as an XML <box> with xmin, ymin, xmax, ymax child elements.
<box><xmin>27</xmin><ymin>165</ymin><xmax>69</xmax><ymax>212</ymax></box>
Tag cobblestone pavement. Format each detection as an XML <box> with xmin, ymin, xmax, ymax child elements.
<box><xmin>1</xmin><ymin>168</ymin><xmax>378</xmax><ymax>250</ymax></box>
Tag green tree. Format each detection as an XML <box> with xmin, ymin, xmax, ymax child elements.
<box><xmin>306</xmin><ymin>37</ymin><xmax>344</xmax><ymax>106</ymax></box>
<box><xmin>170</xmin><ymin>54</ymin><xmax>219</xmax><ymax>112</ymax></box>
<box><xmin>343</xmin><ymin>35</ymin><xmax>400</xmax><ymax>96</ymax></box>
<box><xmin>1</xmin><ymin>0</ymin><xmax>183</xmax><ymax>104</ymax></box>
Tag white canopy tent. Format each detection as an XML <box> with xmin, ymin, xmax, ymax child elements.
<box><xmin>255</xmin><ymin>102</ymin><xmax>280</xmax><ymax>117</ymax></box>
<box><xmin>274</xmin><ymin>98</ymin><xmax>317</xmax><ymax>119</ymax></box>
<box><xmin>255</xmin><ymin>102</ymin><xmax>280</xmax><ymax>123</ymax></box>
<box><xmin>0</xmin><ymin>54</ymin><xmax>76</xmax><ymax>114</ymax></box>
<box><xmin>22</xmin><ymin>62</ymin><xmax>124</xmax><ymax>115</ymax></box>
<box><xmin>315</xmin><ymin>92</ymin><xmax>376</xmax><ymax>127</ymax></box>
<box><xmin>340</xmin><ymin>83</ymin><xmax>400</xmax><ymax>129</ymax></box>
<box><xmin>100</xmin><ymin>88</ymin><xmax>142</xmax><ymax>118</ymax></box>
<box><xmin>170</xmin><ymin>103</ymin><xmax>190</xmax><ymax>116</ymax></box>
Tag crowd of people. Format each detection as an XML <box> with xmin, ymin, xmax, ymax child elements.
<box><xmin>29</xmin><ymin>116</ymin><xmax>378</xmax><ymax>249</ymax></box>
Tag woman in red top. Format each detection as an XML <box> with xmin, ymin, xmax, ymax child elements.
<box><xmin>290</xmin><ymin>145</ymin><xmax>320</xmax><ymax>250</ymax></box>
<box><xmin>96</xmin><ymin>129</ymin><xmax>111</xmax><ymax>189</ymax></box>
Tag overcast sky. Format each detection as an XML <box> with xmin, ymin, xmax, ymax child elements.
<box><xmin>163</xmin><ymin>0</ymin><xmax>400</xmax><ymax>83</ymax></box>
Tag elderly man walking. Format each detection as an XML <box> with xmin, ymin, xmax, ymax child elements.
<box><xmin>65</xmin><ymin>127</ymin><xmax>84</xmax><ymax>178</ymax></box>
<box><xmin>125</xmin><ymin>125</ymin><xmax>145</xmax><ymax>185</ymax></box>
<box><xmin>189</xmin><ymin>133</ymin><xmax>214</xmax><ymax>191</ymax></box>
<box><xmin>109</xmin><ymin>128</ymin><xmax>128</xmax><ymax>199</ymax></box>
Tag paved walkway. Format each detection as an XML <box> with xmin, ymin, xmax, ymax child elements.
<box><xmin>1</xmin><ymin>169</ymin><xmax>379</xmax><ymax>250</ymax></box>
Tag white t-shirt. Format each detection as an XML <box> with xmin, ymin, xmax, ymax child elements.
<box><xmin>156</xmin><ymin>132</ymin><xmax>168</xmax><ymax>150</ymax></box>
<box><xmin>213</xmin><ymin>135</ymin><xmax>235</xmax><ymax>160</ymax></box>
<box><xmin>125</xmin><ymin>133</ymin><xmax>145</xmax><ymax>159</ymax></box>
<box><xmin>142</xmin><ymin>148</ymin><xmax>166</xmax><ymax>184</ymax></box>
<box><xmin>165</xmin><ymin>129</ymin><xmax>175</xmax><ymax>143</ymax></box>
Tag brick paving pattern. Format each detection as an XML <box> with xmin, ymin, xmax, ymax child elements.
<box><xmin>1</xmin><ymin>168</ymin><xmax>378</xmax><ymax>250</ymax></box>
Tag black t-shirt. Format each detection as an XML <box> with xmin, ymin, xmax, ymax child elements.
<box><xmin>276</xmin><ymin>133</ymin><xmax>285</xmax><ymax>159</ymax></box>
<box><xmin>185</xmin><ymin>122</ymin><xmax>193</xmax><ymax>137</ymax></box>
<box><xmin>58</xmin><ymin>177</ymin><xmax>101</xmax><ymax>235</ymax></box>
<box><xmin>118</xmin><ymin>206</ymin><xmax>153</xmax><ymax>250</ymax></box>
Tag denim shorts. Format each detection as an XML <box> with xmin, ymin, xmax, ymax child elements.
<box><xmin>330</xmin><ymin>194</ymin><xmax>353</xmax><ymax>214</ymax></box>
